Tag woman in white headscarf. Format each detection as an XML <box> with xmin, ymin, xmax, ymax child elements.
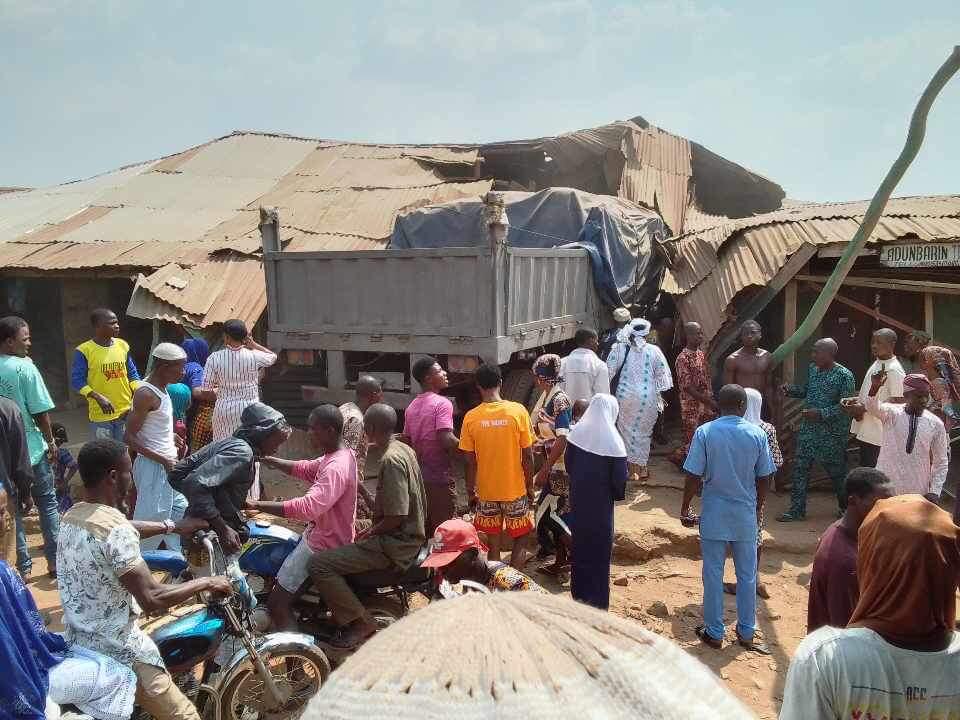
<box><xmin>724</xmin><ymin>387</ymin><xmax>783</xmax><ymax>599</ymax></box>
<box><xmin>606</xmin><ymin>318</ymin><xmax>673</xmax><ymax>481</ymax></box>
<box><xmin>565</xmin><ymin>394</ymin><xmax>628</xmax><ymax>610</ymax></box>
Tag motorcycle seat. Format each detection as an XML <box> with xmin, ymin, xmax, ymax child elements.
<box><xmin>142</xmin><ymin>549</ymin><xmax>188</xmax><ymax>576</ymax></box>
<box><xmin>346</xmin><ymin>543</ymin><xmax>431</xmax><ymax>591</ymax></box>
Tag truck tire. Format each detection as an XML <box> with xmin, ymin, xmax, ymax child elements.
<box><xmin>502</xmin><ymin>368</ymin><xmax>535</xmax><ymax>407</ymax></box>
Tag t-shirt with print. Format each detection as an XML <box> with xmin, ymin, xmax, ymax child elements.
<box><xmin>403</xmin><ymin>391</ymin><xmax>455</xmax><ymax>486</ymax></box>
<box><xmin>0</xmin><ymin>354</ymin><xmax>55</xmax><ymax>466</ymax></box>
<box><xmin>459</xmin><ymin>400</ymin><xmax>534</xmax><ymax>502</ymax></box>
<box><xmin>851</xmin><ymin>356</ymin><xmax>906</xmax><ymax>447</ymax></box>
<box><xmin>73</xmin><ymin>338</ymin><xmax>141</xmax><ymax>422</ymax></box>
<box><xmin>373</xmin><ymin>440</ymin><xmax>427</xmax><ymax>569</ymax></box>
<box><xmin>57</xmin><ymin>502</ymin><xmax>164</xmax><ymax>668</ymax></box>
<box><xmin>485</xmin><ymin>561</ymin><xmax>546</xmax><ymax>593</ymax></box>
<box><xmin>780</xmin><ymin>626</ymin><xmax>960</xmax><ymax>720</ymax></box>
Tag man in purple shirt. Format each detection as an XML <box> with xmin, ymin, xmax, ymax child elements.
<box><xmin>248</xmin><ymin>404</ymin><xmax>357</xmax><ymax>630</ymax></box>
<box><xmin>807</xmin><ymin>467</ymin><xmax>891</xmax><ymax>632</ymax></box>
<box><xmin>403</xmin><ymin>357</ymin><xmax>459</xmax><ymax>534</ymax></box>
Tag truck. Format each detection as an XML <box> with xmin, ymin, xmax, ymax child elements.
<box><xmin>260</xmin><ymin>190</ymin><xmax>667</xmax><ymax>424</ymax></box>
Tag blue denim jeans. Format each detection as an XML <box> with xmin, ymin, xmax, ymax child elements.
<box><xmin>700</xmin><ymin>537</ymin><xmax>757</xmax><ymax>642</ymax></box>
<box><xmin>15</xmin><ymin>456</ymin><xmax>60</xmax><ymax>575</ymax></box>
<box><xmin>90</xmin><ymin>418</ymin><xmax>126</xmax><ymax>442</ymax></box>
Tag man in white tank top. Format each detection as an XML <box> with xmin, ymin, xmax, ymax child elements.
<box><xmin>125</xmin><ymin>343</ymin><xmax>189</xmax><ymax>551</ymax></box>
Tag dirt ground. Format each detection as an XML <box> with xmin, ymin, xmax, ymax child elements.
<box><xmin>24</xmin><ymin>448</ymin><xmax>842</xmax><ymax>718</ymax></box>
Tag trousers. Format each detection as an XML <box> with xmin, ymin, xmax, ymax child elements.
<box><xmin>789</xmin><ymin>447</ymin><xmax>847</xmax><ymax>516</ymax></box>
<box><xmin>701</xmin><ymin>537</ymin><xmax>757</xmax><ymax>641</ymax></box>
<box><xmin>309</xmin><ymin>538</ymin><xmax>393</xmax><ymax>625</ymax></box>
<box><xmin>14</xmin><ymin>457</ymin><xmax>59</xmax><ymax>574</ymax></box>
<box><xmin>134</xmin><ymin>663</ymin><xmax>199</xmax><ymax>720</ymax></box>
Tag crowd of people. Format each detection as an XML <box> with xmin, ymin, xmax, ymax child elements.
<box><xmin>1</xmin><ymin>302</ymin><xmax>959</xmax><ymax>719</ymax></box>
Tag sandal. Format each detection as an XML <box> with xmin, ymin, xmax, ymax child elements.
<box><xmin>695</xmin><ymin>625</ymin><xmax>722</xmax><ymax>649</ymax></box>
<box><xmin>776</xmin><ymin>511</ymin><xmax>806</xmax><ymax>522</ymax></box>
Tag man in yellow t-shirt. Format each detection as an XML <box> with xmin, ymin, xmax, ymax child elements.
<box><xmin>459</xmin><ymin>364</ymin><xmax>535</xmax><ymax>568</ymax></box>
<box><xmin>71</xmin><ymin>308</ymin><xmax>142</xmax><ymax>441</ymax></box>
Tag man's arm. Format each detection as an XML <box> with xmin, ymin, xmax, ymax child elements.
<box><xmin>121</xmin><ymin>563</ymin><xmax>230</xmax><ymax>614</ymax></box>
<box><xmin>722</xmin><ymin>354</ymin><xmax>736</xmax><ymax>386</ymax></box>
<box><xmin>256</xmin><ymin>464</ymin><xmax>348</xmax><ymax>522</ymax></box>
<box><xmin>521</xmin><ymin>446</ymin><xmax>534</xmax><ymax>500</ymax></box>
<box><xmin>463</xmin><ymin>451</ymin><xmax>478</xmax><ymax>507</ymax></box>
<box><xmin>681</xmin><ymin>472</ymin><xmax>700</xmax><ymax>519</ymax></box>
<box><xmin>818</xmin><ymin>372</ymin><xmax>856</xmax><ymax>422</ymax></box>
<box><xmin>593</xmin><ymin>358</ymin><xmax>611</xmax><ymax>396</ymax></box>
<box><xmin>259</xmin><ymin>455</ymin><xmax>301</xmax><ymax>477</ymax></box>
<box><xmin>755</xmin><ymin>475</ymin><xmax>771</xmax><ymax>515</ymax></box>
<box><xmin>927</xmin><ymin>423</ymin><xmax>950</xmax><ymax>499</ymax></box>
<box><xmin>124</xmin><ymin>388</ymin><xmax>173</xmax><ymax>470</ymax></box>
<box><xmin>131</xmin><ymin>516</ymin><xmax>208</xmax><ymax>539</ymax></box>
<box><xmin>5</xmin><ymin>410</ymin><xmax>34</xmax><ymax>502</ymax></box>
<box><xmin>437</xmin><ymin>428</ymin><xmax>459</xmax><ymax>451</ymax></box>
<box><xmin>125</xmin><ymin>352</ymin><xmax>142</xmax><ymax>387</ymax></box>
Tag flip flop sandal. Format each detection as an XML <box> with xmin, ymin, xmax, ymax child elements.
<box><xmin>736</xmin><ymin>632</ymin><xmax>772</xmax><ymax>655</ymax></box>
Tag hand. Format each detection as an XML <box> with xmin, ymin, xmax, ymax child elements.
<box><xmin>244</xmin><ymin>499</ymin><xmax>261</xmax><ymax>512</ymax></box>
<box><xmin>19</xmin><ymin>494</ymin><xmax>33</xmax><ymax>515</ymax></box>
<box><xmin>46</xmin><ymin>445</ymin><xmax>58</xmax><ymax>467</ymax></box>
<box><xmin>924</xmin><ymin>492</ymin><xmax>940</xmax><ymax>504</ymax></box>
<box><xmin>242</xmin><ymin>336</ymin><xmax>255</xmax><ymax>349</ymax></box>
<box><xmin>174</xmin><ymin>434</ymin><xmax>186</xmax><ymax>452</ymax></box>
<box><xmin>870</xmin><ymin>369</ymin><xmax>887</xmax><ymax>392</ymax></box>
<box><xmin>173</xmin><ymin>517</ymin><xmax>209</xmax><ymax>537</ymax></box>
<box><xmin>801</xmin><ymin>408</ymin><xmax>821</xmax><ymax>422</ymax></box>
<box><xmin>93</xmin><ymin>393</ymin><xmax>115</xmax><ymax>415</ymax></box>
<box><xmin>216</xmin><ymin>523</ymin><xmax>242</xmax><ymax>555</ymax></box>
<box><xmin>205</xmin><ymin>576</ymin><xmax>234</xmax><ymax>598</ymax></box>
<box><xmin>162</xmin><ymin>457</ymin><xmax>177</xmax><ymax>473</ymax></box>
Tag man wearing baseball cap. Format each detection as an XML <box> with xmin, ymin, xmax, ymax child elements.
<box><xmin>423</xmin><ymin>519</ymin><xmax>545</xmax><ymax>593</ymax></box>
<box><xmin>125</xmin><ymin>342</ymin><xmax>189</xmax><ymax>552</ymax></box>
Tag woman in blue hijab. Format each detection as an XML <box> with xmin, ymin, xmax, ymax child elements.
<box><xmin>182</xmin><ymin>338</ymin><xmax>216</xmax><ymax>451</ymax></box>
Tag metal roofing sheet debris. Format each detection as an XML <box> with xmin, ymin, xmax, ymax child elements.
<box><xmin>172</xmin><ymin>133</ymin><xmax>317</xmax><ymax>180</ymax></box>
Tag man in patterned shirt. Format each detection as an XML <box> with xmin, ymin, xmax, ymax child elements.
<box><xmin>339</xmin><ymin>375</ymin><xmax>382</xmax><ymax>530</ymax></box>
<box><xmin>58</xmin><ymin>439</ymin><xmax>229</xmax><ymax>720</ymax></box>
<box><xmin>422</xmin><ymin>519</ymin><xmax>545</xmax><ymax>593</ymax></box>
<box><xmin>670</xmin><ymin>322</ymin><xmax>717</xmax><ymax>467</ymax></box>
<box><xmin>778</xmin><ymin>338</ymin><xmax>855</xmax><ymax>522</ymax></box>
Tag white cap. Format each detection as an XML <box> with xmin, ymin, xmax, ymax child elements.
<box><xmin>151</xmin><ymin>342</ymin><xmax>187</xmax><ymax>361</ymax></box>
<box><xmin>613</xmin><ymin>307</ymin><xmax>632</xmax><ymax>323</ymax></box>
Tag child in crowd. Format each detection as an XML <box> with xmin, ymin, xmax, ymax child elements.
<box><xmin>51</xmin><ymin>423</ymin><xmax>79</xmax><ymax>512</ymax></box>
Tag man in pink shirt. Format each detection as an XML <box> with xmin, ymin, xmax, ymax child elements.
<box><xmin>248</xmin><ymin>404</ymin><xmax>358</xmax><ymax>630</ymax></box>
<box><xmin>403</xmin><ymin>357</ymin><xmax>459</xmax><ymax>534</ymax></box>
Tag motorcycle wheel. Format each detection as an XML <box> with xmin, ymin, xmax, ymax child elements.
<box><xmin>365</xmin><ymin>596</ymin><xmax>405</xmax><ymax>630</ymax></box>
<box><xmin>218</xmin><ymin>646</ymin><xmax>331</xmax><ymax>720</ymax></box>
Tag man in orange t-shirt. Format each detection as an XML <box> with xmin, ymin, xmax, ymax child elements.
<box><xmin>459</xmin><ymin>364</ymin><xmax>535</xmax><ymax>568</ymax></box>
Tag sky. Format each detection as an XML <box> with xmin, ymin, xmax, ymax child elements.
<box><xmin>1</xmin><ymin>0</ymin><xmax>958</xmax><ymax>202</ymax></box>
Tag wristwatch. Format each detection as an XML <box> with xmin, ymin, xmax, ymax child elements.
<box><xmin>163</xmin><ymin>519</ymin><xmax>175</xmax><ymax>534</ymax></box>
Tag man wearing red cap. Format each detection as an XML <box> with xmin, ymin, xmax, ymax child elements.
<box><xmin>422</xmin><ymin>519</ymin><xmax>544</xmax><ymax>593</ymax></box>
<box><xmin>866</xmin><ymin>371</ymin><xmax>949</xmax><ymax>500</ymax></box>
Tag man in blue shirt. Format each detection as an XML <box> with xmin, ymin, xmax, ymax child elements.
<box><xmin>681</xmin><ymin>384</ymin><xmax>775</xmax><ymax>654</ymax></box>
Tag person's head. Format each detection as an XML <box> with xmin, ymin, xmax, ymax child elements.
<box><xmin>870</xmin><ymin>328</ymin><xmax>897</xmax><ymax>361</ymax></box>
<box><xmin>307</xmin><ymin>404</ymin><xmax>344</xmax><ymax>453</ymax></box>
<box><xmin>355</xmin><ymin>375</ymin><xmax>384</xmax><ymax>411</ymax></box>
<box><xmin>150</xmin><ymin>342</ymin><xmax>187</xmax><ymax>385</ymax></box>
<box><xmin>612</xmin><ymin>307</ymin><xmax>632</xmax><ymax>327</ymax></box>
<box><xmin>532</xmin><ymin>354</ymin><xmax>563</xmax><ymax>392</ymax></box>
<box><xmin>311</xmin><ymin>592</ymin><xmax>752</xmax><ymax>718</ymax></box>
<box><xmin>572</xmin><ymin>398</ymin><xmax>590</xmax><ymax>423</ymax></box>
<box><xmin>0</xmin><ymin>316</ymin><xmax>30</xmax><ymax>357</ymax></box>
<box><xmin>182</xmin><ymin>337</ymin><xmax>210</xmax><ymax>367</ymax></box>
<box><xmin>363</xmin><ymin>403</ymin><xmax>397</xmax><ymax>448</ymax></box>
<box><xmin>843</xmin><ymin>467</ymin><xmax>893</xmax><ymax>529</ymax></box>
<box><xmin>904</xmin><ymin>330</ymin><xmax>931</xmax><ymax>359</ymax></box>
<box><xmin>718</xmin><ymin>384</ymin><xmax>747</xmax><ymax>417</ymax></box>
<box><xmin>77</xmin><ymin>438</ymin><xmax>132</xmax><ymax>507</ymax></box>
<box><xmin>52</xmin><ymin>423</ymin><xmax>68</xmax><ymax>446</ymax></box>
<box><xmin>619</xmin><ymin>318</ymin><xmax>652</xmax><ymax>346</ymax></box>
<box><xmin>421</xmin><ymin>519</ymin><xmax>488</xmax><ymax>583</ymax></box>
<box><xmin>739</xmin><ymin>320</ymin><xmax>762</xmax><ymax>350</ymax></box>
<box><xmin>223</xmin><ymin>319</ymin><xmax>249</xmax><ymax>346</ymax></box>
<box><xmin>849</xmin><ymin>494</ymin><xmax>960</xmax><ymax>649</ymax></box>
<box><xmin>902</xmin><ymin>373</ymin><xmax>931</xmax><ymax>414</ymax></box>
<box><xmin>411</xmin><ymin>357</ymin><xmax>448</xmax><ymax>393</ymax></box>
<box><xmin>474</xmin><ymin>364</ymin><xmax>502</xmax><ymax>397</ymax></box>
<box><xmin>683</xmin><ymin>321</ymin><xmax>703</xmax><ymax>350</ymax></box>
<box><xmin>811</xmin><ymin>337</ymin><xmax>838</xmax><ymax>369</ymax></box>
<box><xmin>90</xmin><ymin>308</ymin><xmax>119</xmax><ymax>340</ymax></box>
<box><xmin>574</xmin><ymin>328</ymin><xmax>599</xmax><ymax>353</ymax></box>
<box><xmin>234</xmin><ymin>402</ymin><xmax>290</xmax><ymax>456</ymax></box>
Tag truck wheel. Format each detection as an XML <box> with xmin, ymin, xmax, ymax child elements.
<box><xmin>502</xmin><ymin>368</ymin><xmax>536</xmax><ymax>407</ymax></box>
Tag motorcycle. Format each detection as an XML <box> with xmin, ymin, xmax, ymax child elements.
<box><xmin>140</xmin><ymin>530</ymin><xmax>330</xmax><ymax>720</ymax></box>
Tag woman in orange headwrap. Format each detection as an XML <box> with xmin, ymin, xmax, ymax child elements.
<box><xmin>780</xmin><ymin>494</ymin><xmax>960</xmax><ymax>719</ymax></box>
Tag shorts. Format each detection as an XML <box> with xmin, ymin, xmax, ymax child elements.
<box><xmin>474</xmin><ymin>496</ymin><xmax>534</xmax><ymax>539</ymax></box>
<box><xmin>276</xmin><ymin>537</ymin><xmax>317</xmax><ymax>593</ymax></box>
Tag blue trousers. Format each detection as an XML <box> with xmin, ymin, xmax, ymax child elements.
<box><xmin>15</xmin><ymin>457</ymin><xmax>60</xmax><ymax>574</ymax></box>
<box><xmin>90</xmin><ymin>418</ymin><xmax>126</xmax><ymax>442</ymax></box>
<box><xmin>701</xmin><ymin>537</ymin><xmax>757</xmax><ymax>642</ymax></box>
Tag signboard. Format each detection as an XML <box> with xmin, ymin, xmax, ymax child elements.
<box><xmin>880</xmin><ymin>242</ymin><xmax>960</xmax><ymax>268</ymax></box>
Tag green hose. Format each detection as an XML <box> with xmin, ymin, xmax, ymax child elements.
<box><xmin>770</xmin><ymin>46</ymin><xmax>960</xmax><ymax>368</ymax></box>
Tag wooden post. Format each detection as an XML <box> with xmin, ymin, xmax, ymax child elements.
<box><xmin>782</xmin><ymin>281</ymin><xmax>798</xmax><ymax>385</ymax></box>
<box><xmin>259</xmin><ymin>207</ymin><xmax>281</xmax><ymax>252</ymax></box>
<box><xmin>925</xmin><ymin>292</ymin><xmax>935</xmax><ymax>335</ymax></box>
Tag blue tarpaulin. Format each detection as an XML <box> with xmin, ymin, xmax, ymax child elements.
<box><xmin>390</xmin><ymin>188</ymin><xmax>667</xmax><ymax>309</ymax></box>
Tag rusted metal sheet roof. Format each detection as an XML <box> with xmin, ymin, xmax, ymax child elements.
<box><xmin>665</xmin><ymin>195</ymin><xmax>960</xmax><ymax>346</ymax></box>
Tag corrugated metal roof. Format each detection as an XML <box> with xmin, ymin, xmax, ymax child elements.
<box><xmin>665</xmin><ymin>195</ymin><xmax>960</xmax><ymax>346</ymax></box>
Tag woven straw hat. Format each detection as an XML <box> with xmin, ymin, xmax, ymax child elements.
<box><xmin>304</xmin><ymin>592</ymin><xmax>751</xmax><ymax>719</ymax></box>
